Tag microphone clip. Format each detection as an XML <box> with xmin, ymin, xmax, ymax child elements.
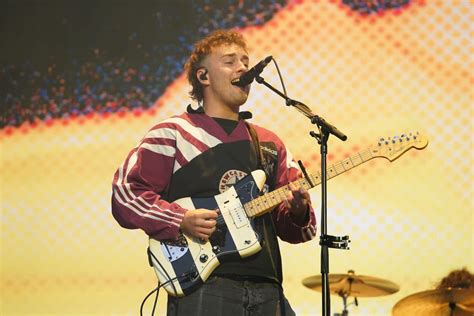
<box><xmin>232</xmin><ymin>56</ymin><xmax>273</xmax><ymax>87</ymax></box>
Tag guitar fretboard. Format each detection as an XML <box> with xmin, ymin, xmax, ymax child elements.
<box><xmin>243</xmin><ymin>147</ymin><xmax>375</xmax><ymax>217</ymax></box>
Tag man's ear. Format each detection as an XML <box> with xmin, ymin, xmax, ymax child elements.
<box><xmin>197</xmin><ymin>68</ymin><xmax>208</xmax><ymax>83</ymax></box>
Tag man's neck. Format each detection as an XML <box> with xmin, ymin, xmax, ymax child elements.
<box><xmin>203</xmin><ymin>101</ymin><xmax>240</xmax><ymax>121</ymax></box>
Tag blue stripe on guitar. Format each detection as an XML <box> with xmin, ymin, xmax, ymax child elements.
<box><xmin>192</xmin><ymin>196</ymin><xmax>239</xmax><ymax>258</ymax></box>
<box><xmin>161</xmin><ymin>239</ymin><xmax>202</xmax><ymax>296</ymax></box>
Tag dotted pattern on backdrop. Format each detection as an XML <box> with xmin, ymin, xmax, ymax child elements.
<box><xmin>1</xmin><ymin>1</ymin><xmax>473</xmax><ymax>315</ymax></box>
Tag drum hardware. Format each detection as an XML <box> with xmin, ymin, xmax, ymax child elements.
<box><xmin>392</xmin><ymin>288</ymin><xmax>474</xmax><ymax>316</ymax></box>
<box><xmin>303</xmin><ymin>270</ymin><xmax>400</xmax><ymax>316</ymax></box>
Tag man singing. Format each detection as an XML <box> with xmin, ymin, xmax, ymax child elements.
<box><xmin>112</xmin><ymin>29</ymin><xmax>317</xmax><ymax>315</ymax></box>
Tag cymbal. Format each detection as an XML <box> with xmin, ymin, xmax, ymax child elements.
<box><xmin>392</xmin><ymin>288</ymin><xmax>474</xmax><ymax>316</ymax></box>
<box><xmin>302</xmin><ymin>270</ymin><xmax>400</xmax><ymax>297</ymax></box>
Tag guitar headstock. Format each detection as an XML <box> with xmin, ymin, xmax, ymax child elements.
<box><xmin>370</xmin><ymin>132</ymin><xmax>428</xmax><ymax>161</ymax></box>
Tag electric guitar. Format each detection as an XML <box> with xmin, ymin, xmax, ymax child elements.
<box><xmin>148</xmin><ymin>132</ymin><xmax>428</xmax><ymax>296</ymax></box>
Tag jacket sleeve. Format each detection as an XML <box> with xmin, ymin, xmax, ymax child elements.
<box><xmin>111</xmin><ymin>122</ymin><xmax>187</xmax><ymax>240</ymax></box>
<box><xmin>271</xmin><ymin>142</ymin><xmax>317</xmax><ymax>244</ymax></box>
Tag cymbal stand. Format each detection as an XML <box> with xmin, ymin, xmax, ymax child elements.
<box><xmin>333</xmin><ymin>293</ymin><xmax>359</xmax><ymax>316</ymax></box>
<box><xmin>333</xmin><ymin>273</ymin><xmax>358</xmax><ymax>316</ymax></box>
<box><xmin>449</xmin><ymin>302</ymin><xmax>457</xmax><ymax>316</ymax></box>
<box><xmin>333</xmin><ymin>292</ymin><xmax>349</xmax><ymax>316</ymax></box>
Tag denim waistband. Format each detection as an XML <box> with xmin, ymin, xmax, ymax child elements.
<box><xmin>214</xmin><ymin>274</ymin><xmax>280</xmax><ymax>285</ymax></box>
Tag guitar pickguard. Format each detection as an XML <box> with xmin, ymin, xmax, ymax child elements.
<box><xmin>160</xmin><ymin>234</ymin><xmax>188</xmax><ymax>262</ymax></box>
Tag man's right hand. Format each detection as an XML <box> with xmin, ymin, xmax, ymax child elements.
<box><xmin>180</xmin><ymin>209</ymin><xmax>218</xmax><ymax>241</ymax></box>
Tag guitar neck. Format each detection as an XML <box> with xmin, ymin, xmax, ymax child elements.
<box><xmin>244</xmin><ymin>147</ymin><xmax>375</xmax><ymax>217</ymax></box>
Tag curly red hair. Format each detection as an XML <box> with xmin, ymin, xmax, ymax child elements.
<box><xmin>436</xmin><ymin>268</ymin><xmax>474</xmax><ymax>289</ymax></box>
<box><xmin>185</xmin><ymin>29</ymin><xmax>247</xmax><ymax>103</ymax></box>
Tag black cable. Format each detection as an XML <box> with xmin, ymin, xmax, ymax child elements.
<box><xmin>151</xmin><ymin>283</ymin><xmax>159</xmax><ymax>316</ymax></box>
<box><xmin>142</xmin><ymin>247</ymin><xmax>195</xmax><ymax>315</ymax></box>
<box><xmin>147</xmin><ymin>247</ymin><xmax>179</xmax><ymax>296</ymax></box>
<box><xmin>140</xmin><ymin>284</ymin><xmax>160</xmax><ymax>316</ymax></box>
<box><xmin>139</xmin><ymin>274</ymin><xmax>194</xmax><ymax>316</ymax></box>
<box><xmin>271</xmin><ymin>58</ymin><xmax>288</xmax><ymax>97</ymax></box>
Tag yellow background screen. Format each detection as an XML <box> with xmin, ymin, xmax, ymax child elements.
<box><xmin>1</xmin><ymin>1</ymin><xmax>473</xmax><ymax>315</ymax></box>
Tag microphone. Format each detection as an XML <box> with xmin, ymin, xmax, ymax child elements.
<box><xmin>232</xmin><ymin>56</ymin><xmax>273</xmax><ymax>87</ymax></box>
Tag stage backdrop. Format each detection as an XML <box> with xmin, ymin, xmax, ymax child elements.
<box><xmin>1</xmin><ymin>1</ymin><xmax>473</xmax><ymax>315</ymax></box>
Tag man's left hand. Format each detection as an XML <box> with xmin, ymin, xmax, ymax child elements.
<box><xmin>285</xmin><ymin>182</ymin><xmax>311</xmax><ymax>225</ymax></box>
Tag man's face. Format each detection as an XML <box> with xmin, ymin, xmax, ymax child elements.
<box><xmin>202</xmin><ymin>43</ymin><xmax>251</xmax><ymax>109</ymax></box>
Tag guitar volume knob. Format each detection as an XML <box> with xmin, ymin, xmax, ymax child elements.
<box><xmin>199</xmin><ymin>254</ymin><xmax>208</xmax><ymax>263</ymax></box>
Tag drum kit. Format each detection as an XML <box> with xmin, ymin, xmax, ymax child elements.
<box><xmin>302</xmin><ymin>270</ymin><xmax>474</xmax><ymax>316</ymax></box>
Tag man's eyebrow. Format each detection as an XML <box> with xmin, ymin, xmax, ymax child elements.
<box><xmin>220</xmin><ymin>53</ymin><xmax>249</xmax><ymax>61</ymax></box>
<box><xmin>221</xmin><ymin>53</ymin><xmax>236</xmax><ymax>58</ymax></box>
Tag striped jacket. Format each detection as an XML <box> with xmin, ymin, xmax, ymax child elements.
<box><xmin>111</xmin><ymin>111</ymin><xmax>317</xmax><ymax>243</ymax></box>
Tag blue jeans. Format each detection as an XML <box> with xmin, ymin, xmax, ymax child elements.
<box><xmin>167</xmin><ymin>276</ymin><xmax>296</xmax><ymax>316</ymax></box>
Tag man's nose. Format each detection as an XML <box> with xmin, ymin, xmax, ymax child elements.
<box><xmin>237</xmin><ymin>61</ymin><xmax>248</xmax><ymax>73</ymax></box>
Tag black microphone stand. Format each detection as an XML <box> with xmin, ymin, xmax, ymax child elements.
<box><xmin>255</xmin><ymin>75</ymin><xmax>350</xmax><ymax>316</ymax></box>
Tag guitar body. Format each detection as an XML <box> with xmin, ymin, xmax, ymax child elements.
<box><xmin>148</xmin><ymin>170</ymin><xmax>267</xmax><ymax>296</ymax></box>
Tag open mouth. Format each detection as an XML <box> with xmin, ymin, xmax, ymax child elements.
<box><xmin>238</xmin><ymin>85</ymin><xmax>250</xmax><ymax>94</ymax></box>
<box><xmin>231</xmin><ymin>78</ymin><xmax>250</xmax><ymax>93</ymax></box>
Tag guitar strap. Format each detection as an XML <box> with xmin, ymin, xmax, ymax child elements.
<box><xmin>244</xmin><ymin>121</ymin><xmax>266</xmax><ymax>171</ymax></box>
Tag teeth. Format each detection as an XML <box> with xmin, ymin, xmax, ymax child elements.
<box><xmin>231</xmin><ymin>78</ymin><xmax>240</xmax><ymax>84</ymax></box>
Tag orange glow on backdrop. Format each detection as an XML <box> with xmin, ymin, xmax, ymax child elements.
<box><xmin>1</xmin><ymin>1</ymin><xmax>473</xmax><ymax>315</ymax></box>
